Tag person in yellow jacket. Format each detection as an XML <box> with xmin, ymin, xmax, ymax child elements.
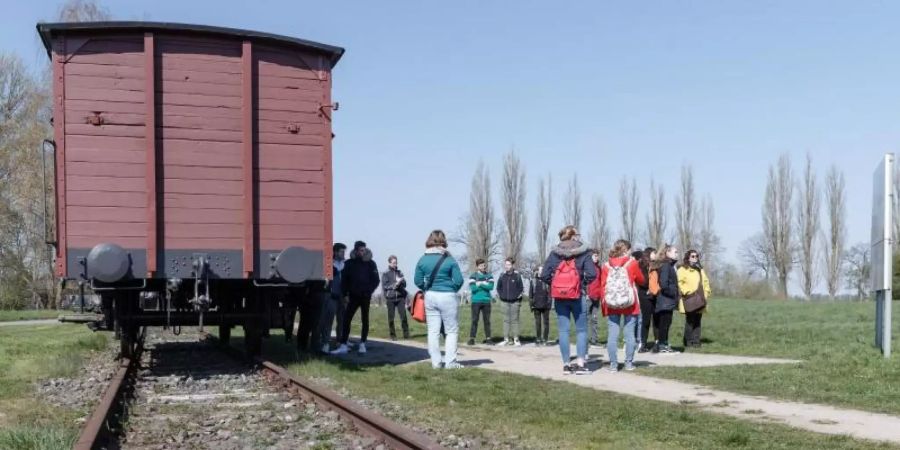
<box><xmin>677</xmin><ymin>250</ymin><xmax>712</xmax><ymax>348</ymax></box>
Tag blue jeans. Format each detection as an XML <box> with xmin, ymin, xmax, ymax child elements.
<box><xmin>555</xmin><ymin>298</ymin><xmax>587</xmax><ymax>364</ymax></box>
<box><xmin>607</xmin><ymin>314</ymin><xmax>638</xmax><ymax>368</ymax></box>
<box><xmin>425</xmin><ymin>291</ymin><xmax>459</xmax><ymax>368</ymax></box>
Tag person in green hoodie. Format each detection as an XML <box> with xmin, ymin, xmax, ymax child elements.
<box><xmin>468</xmin><ymin>258</ymin><xmax>494</xmax><ymax>345</ymax></box>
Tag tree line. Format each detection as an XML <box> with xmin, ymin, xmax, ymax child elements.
<box><xmin>0</xmin><ymin>0</ymin><xmax>109</xmax><ymax>309</ymax></box>
<box><xmin>458</xmin><ymin>150</ymin><xmax>880</xmax><ymax>301</ymax></box>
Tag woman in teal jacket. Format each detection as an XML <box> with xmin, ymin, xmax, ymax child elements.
<box><xmin>468</xmin><ymin>258</ymin><xmax>494</xmax><ymax>345</ymax></box>
<box><xmin>414</xmin><ymin>230</ymin><xmax>465</xmax><ymax>369</ymax></box>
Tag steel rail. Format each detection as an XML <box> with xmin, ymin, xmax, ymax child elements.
<box><xmin>73</xmin><ymin>344</ymin><xmax>142</xmax><ymax>450</ymax></box>
<box><xmin>205</xmin><ymin>333</ymin><xmax>445</xmax><ymax>450</ymax></box>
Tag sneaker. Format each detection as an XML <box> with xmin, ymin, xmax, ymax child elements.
<box><xmin>444</xmin><ymin>361</ymin><xmax>464</xmax><ymax>369</ymax></box>
<box><xmin>390</xmin><ymin>335</ymin><xmax>397</xmax><ymax>341</ymax></box>
<box><xmin>499</xmin><ymin>338</ymin><xmax>510</xmax><ymax>346</ymax></box>
<box><xmin>659</xmin><ymin>344</ymin><xmax>678</xmax><ymax>354</ymax></box>
<box><xmin>467</xmin><ymin>338</ymin><xmax>475</xmax><ymax>346</ymax></box>
<box><xmin>535</xmin><ymin>339</ymin><xmax>544</xmax><ymax>346</ymax></box>
<box><xmin>482</xmin><ymin>339</ymin><xmax>493</xmax><ymax>345</ymax></box>
<box><xmin>637</xmin><ymin>345</ymin><xmax>650</xmax><ymax>354</ymax></box>
<box><xmin>606</xmin><ymin>364</ymin><xmax>619</xmax><ymax>373</ymax></box>
<box><xmin>357</xmin><ymin>343</ymin><xmax>367</xmax><ymax>354</ymax></box>
<box><xmin>513</xmin><ymin>339</ymin><xmax>522</xmax><ymax>347</ymax></box>
<box><xmin>402</xmin><ymin>332</ymin><xmax>411</xmax><ymax>339</ymax></box>
<box><xmin>573</xmin><ymin>364</ymin><xmax>591</xmax><ymax>375</ymax></box>
<box><xmin>563</xmin><ymin>364</ymin><xmax>574</xmax><ymax>375</ymax></box>
<box><xmin>330</xmin><ymin>344</ymin><xmax>348</xmax><ymax>355</ymax></box>
<box><xmin>651</xmin><ymin>343</ymin><xmax>660</xmax><ymax>354</ymax></box>
<box><xmin>624</xmin><ymin>362</ymin><xmax>636</xmax><ymax>371</ymax></box>
<box><xmin>320</xmin><ymin>343</ymin><xmax>330</xmax><ymax>354</ymax></box>
<box><xmin>545</xmin><ymin>341</ymin><xmax>557</xmax><ymax>347</ymax></box>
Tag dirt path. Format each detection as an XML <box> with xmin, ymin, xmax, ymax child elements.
<box><xmin>330</xmin><ymin>338</ymin><xmax>900</xmax><ymax>445</ymax></box>
<box><xmin>0</xmin><ymin>319</ymin><xmax>59</xmax><ymax>327</ymax></box>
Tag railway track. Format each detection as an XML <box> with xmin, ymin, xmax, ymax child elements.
<box><xmin>73</xmin><ymin>328</ymin><xmax>443</xmax><ymax>450</ymax></box>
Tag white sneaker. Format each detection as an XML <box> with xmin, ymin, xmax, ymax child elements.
<box><xmin>330</xmin><ymin>344</ymin><xmax>348</xmax><ymax>355</ymax></box>
<box><xmin>321</xmin><ymin>343</ymin><xmax>330</xmax><ymax>353</ymax></box>
<box><xmin>499</xmin><ymin>339</ymin><xmax>510</xmax><ymax>346</ymax></box>
<box><xmin>358</xmin><ymin>343</ymin><xmax>367</xmax><ymax>355</ymax></box>
<box><xmin>444</xmin><ymin>361</ymin><xmax>464</xmax><ymax>369</ymax></box>
<box><xmin>513</xmin><ymin>339</ymin><xmax>522</xmax><ymax>347</ymax></box>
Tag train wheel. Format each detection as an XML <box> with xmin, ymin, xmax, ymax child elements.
<box><xmin>244</xmin><ymin>322</ymin><xmax>262</xmax><ymax>357</ymax></box>
<box><xmin>120</xmin><ymin>325</ymin><xmax>138</xmax><ymax>359</ymax></box>
<box><xmin>218</xmin><ymin>324</ymin><xmax>231</xmax><ymax>346</ymax></box>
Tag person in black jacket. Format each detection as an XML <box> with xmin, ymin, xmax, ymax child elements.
<box><xmin>318</xmin><ymin>243</ymin><xmax>347</xmax><ymax>354</ymax></box>
<box><xmin>653</xmin><ymin>244</ymin><xmax>680</xmax><ymax>353</ymax></box>
<box><xmin>496</xmin><ymin>257</ymin><xmax>525</xmax><ymax>346</ymax></box>
<box><xmin>333</xmin><ymin>241</ymin><xmax>380</xmax><ymax>355</ymax></box>
<box><xmin>529</xmin><ymin>267</ymin><xmax>552</xmax><ymax>345</ymax></box>
<box><xmin>637</xmin><ymin>247</ymin><xmax>657</xmax><ymax>353</ymax></box>
<box><xmin>381</xmin><ymin>255</ymin><xmax>409</xmax><ymax>340</ymax></box>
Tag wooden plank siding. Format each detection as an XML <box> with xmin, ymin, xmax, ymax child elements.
<box><xmin>57</xmin><ymin>30</ymin><xmax>333</xmax><ymax>279</ymax></box>
<box><xmin>255</xmin><ymin>45</ymin><xmax>328</xmax><ymax>250</ymax></box>
<box><xmin>62</xmin><ymin>35</ymin><xmax>148</xmax><ymax>274</ymax></box>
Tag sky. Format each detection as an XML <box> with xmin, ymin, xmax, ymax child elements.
<box><xmin>2</xmin><ymin>1</ymin><xmax>895</xmax><ymax>295</ymax></box>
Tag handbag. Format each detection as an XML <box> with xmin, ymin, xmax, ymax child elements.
<box><xmin>409</xmin><ymin>253</ymin><xmax>449</xmax><ymax>323</ymax></box>
<box><xmin>682</xmin><ymin>270</ymin><xmax>707</xmax><ymax>313</ymax></box>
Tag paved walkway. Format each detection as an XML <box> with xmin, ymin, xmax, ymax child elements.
<box><xmin>330</xmin><ymin>339</ymin><xmax>900</xmax><ymax>444</ymax></box>
<box><xmin>0</xmin><ymin>319</ymin><xmax>60</xmax><ymax>327</ymax></box>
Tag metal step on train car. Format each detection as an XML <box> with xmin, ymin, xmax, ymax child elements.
<box><xmin>36</xmin><ymin>21</ymin><xmax>344</xmax><ymax>357</ymax></box>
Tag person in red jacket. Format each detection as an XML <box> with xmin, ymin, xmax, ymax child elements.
<box><xmin>598</xmin><ymin>239</ymin><xmax>645</xmax><ymax>372</ymax></box>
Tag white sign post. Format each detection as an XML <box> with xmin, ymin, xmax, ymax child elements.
<box><xmin>872</xmin><ymin>154</ymin><xmax>893</xmax><ymax>358</ymax></box>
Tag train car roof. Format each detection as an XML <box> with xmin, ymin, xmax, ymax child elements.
<box><xmin>36</xmin><ymin>21</ymin><xmax>345</xmax><ymax>66</ymax></box>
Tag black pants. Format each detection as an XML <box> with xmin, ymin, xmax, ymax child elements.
<box><xmin>470</xmin><ymin>303</ymin><xmax>492</xmax><ymax>339</ymax></box>
<box><xmin>655</xmin><ymin>310</ymin><xmax>674</xmax><ymax>345</ymax></box>
<box><xmin>639</xmin><ymin>297</ymin><xmax>657</xmax><ymax>344</ymax></box>
<box><xmin>684</xmin><ymin>312</ymin><xmax>703</xmax><ymax>347</ymax></box>
<box><xmin>297</xmin><ymin>289</ymin><xmax>324</xmax><ymax>352</ymax></box>
<box><xmin>340</xmin><ymin>295</ymin><xmax>371</xmax><ymax>344</ymax></box>
<box><xmin>533</xmin><ymin>308</ymin><xmax>550</xmax><ymax>341</ymax></box>
<box><xmin>386</xmin><ymin>299</ymin><xmax>409</xmax><ymax>338</ymax></box>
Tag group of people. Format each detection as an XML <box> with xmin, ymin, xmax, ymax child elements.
<box><xmin>319</xmin><ymin>240</ymin><xmax>413</xmax><ymax>356</ymax></box>
<box><xmin>410</xmin><ymin>227</ymin><xmax>712</xmax><ymax>373</ymax></box>
<box><xmin>320</xmin><ymin>226</ymin><xmax>712</xmax><ymax>374</ymax></box>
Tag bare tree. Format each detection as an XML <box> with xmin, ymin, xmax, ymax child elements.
<box><xmin>844</xmin><ymin>243</ymin><xmax>871</xmax><ymax>299</ymax></box>
<box><xmin>822</xmin><ymin>165</ymin><xmax>846</xmax><ymax>298</ymax></box>
<box><xmin>56</xmin><ymin>0</ymin><xmax>111</xmax><ymax>22</ymax></box>
<box><xmin>500</xmin><ymin>150</ymin><xmax>527</xmax><ymax>263</ymax></box>
<box><xmin>675</xmin><ymin>164</ymin><xmax>697</xmax><ymax>253</ymax></box>
<box><xmin>590</xmin><ymin>196</ymin><xmax>611</xmax><ymax>257</ymax></box>
<box><xmin>645</xmin><ymin>179</ymin><xmax>666</xmax><ymax>249</ymax></box>
<box><xmin>739</xmin><ymin>233</ymin><xmax>774</xmax><ymax>280</ymax></box>
<box><xmin>762</xmin><ymin>154</ymin><xmax>795</xmax><ymax>298</ymax></box>
<box><xmin>796</xmin><ymin>153</ymin><xmax>821</xmax><ymax>300</ymax></box>
<box><xmin>618</xmin><ymin>176</ymin><xmax>640</xmax><ymax>243</ymax></box>
<box><xmin>697</xmin><ymin>195</ymin><xmax>721</xmax><ymax>272</ymax></box>
<box><xmin>456</xmin><ymin>162</ymin><xmax>499</xmax><ymax>271</ymax></box>
<box><xmin>535</xmin><ymin>175</ymin><xmax>553</xmax><ymax>263</ymax></box>
<box><xmin>563</xmin><ymin>174</ymin><xmax>582</xmax><ymax>230</ymax></box>
<box><xmin>0</xmin><ymin>53</ymin><xmax>53</xmax><ymax>309</ymax></box>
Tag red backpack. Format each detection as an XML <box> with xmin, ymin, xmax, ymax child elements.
<box><xmin>587</xmin><ymin>263</ymin><xmax>603</xmax><ymax>301</ymax></box>
<box><xmin>550</xmin><ymin>259</ymin><xmax>581</xmax><ymax>299</ymax></box>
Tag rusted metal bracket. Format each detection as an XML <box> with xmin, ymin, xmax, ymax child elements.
<box><xmin>86</xmin><ymin>112</ymin><xmax>105</xmax><ymax>126</ymax></box>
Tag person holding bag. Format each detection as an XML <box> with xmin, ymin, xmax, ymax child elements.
<box><xmin>414</xmin><ymin>230</ymin><xmax>465</xmax><ymax>369</ymax></box>
<box><xmin>677</xmin><ymin>250</ymin><xmax>712</xmax><ymax>348</ymax></box>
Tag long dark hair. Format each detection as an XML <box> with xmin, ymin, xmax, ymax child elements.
<box><xmin>640</xmin><ymin>246</ymin><xmax>656</xmax><ymax>270</ymax></box>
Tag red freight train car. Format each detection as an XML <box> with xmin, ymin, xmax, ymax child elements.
<box><xmin>37</xmin><ymin>22</ymin><xmax>344</xmax><ymax>356</ymax></box>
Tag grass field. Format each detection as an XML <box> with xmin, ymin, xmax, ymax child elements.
<box><xmin>0</xmin><ymin>324</ymin><xmax>108</xmax><ymax>450</ymax></box>
<box><xmin>350</xmin><ymin>297</ymin><xmax>900</xmax><ymax>415</ymax></box>
<box><xmin>243</xmin><ymin>329</ymin><xmax>898</xmax><ymax>450</ymax></box>
<box><xmin>0</xmin><ymin>310</ymin><xmax>60</xmax><ymax>322</ymax></box>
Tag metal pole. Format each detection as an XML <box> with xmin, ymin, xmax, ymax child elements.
<box><xmin>885</xmin><ymin>289</ymin><xmax>892</xmax><ymax>358</ymax></box>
